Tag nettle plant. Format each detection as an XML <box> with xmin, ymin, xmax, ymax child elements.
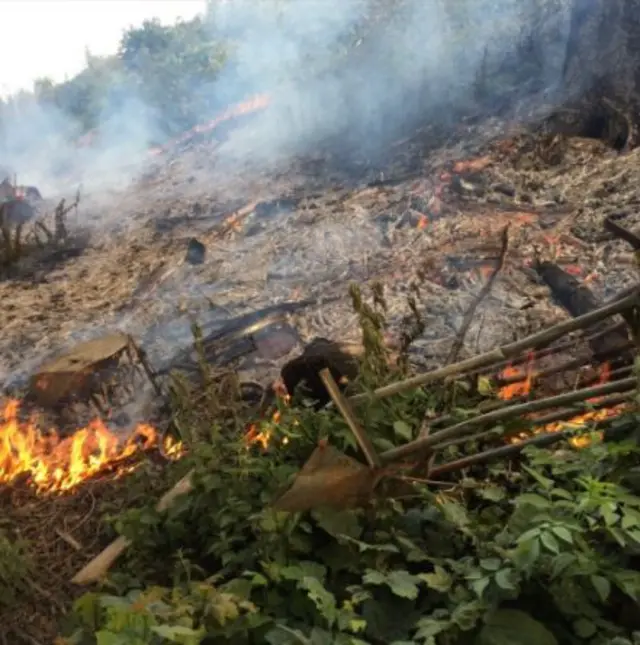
<box><xmin>63</xmin><ymin>425</ymin><xmax>640</xmax><ymax>645</ymax></box>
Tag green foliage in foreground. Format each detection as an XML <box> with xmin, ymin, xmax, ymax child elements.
<box><xmin>59</xmin><ymin>400</ymin><xmax>640</xmax><ymax>645</ymax></box>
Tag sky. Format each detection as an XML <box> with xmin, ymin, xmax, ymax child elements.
<box><xmin>0</xmin><ymin>0</ymin><xmax>207</xmax><ymax>97</ymax></box>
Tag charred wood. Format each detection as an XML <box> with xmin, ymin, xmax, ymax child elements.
<box><xmin>533</xmin><ymin>260</ymin><xmax>632</xmax><ymax>367</ymax></box>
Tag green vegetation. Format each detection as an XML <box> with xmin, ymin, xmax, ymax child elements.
<box><xmin>49</xmin><ymin>286</ymin><xmax>640</xmax><ymax>645</ymax></box>
<box><xmin>1</xmin><ymin>6</ymin><xmax>231</xmax><ymax>143</ymax></box>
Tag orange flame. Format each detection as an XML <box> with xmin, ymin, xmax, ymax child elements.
<box><xmin>497</xmin><ymin>353</ymin><xmax>535</xmax><ymax>400</ymax></box>
<box><xmin>0</xmin><ymin>400</ymin><xmax>183</xmax><ymax>493</ymax></box>
<box><xmin>497</xmin><ymin>361</ymin><xmax>622</xmax><ymax>448</ymax></box>
<box><xmin>148</xmin><ymin>94</ymin><xmax>270</xmax><ymax>157</ymax></box>
<box><xmin>245</xmin><ymin>384</ymin><xmax>291</xmax><ymax>449</ymax></box>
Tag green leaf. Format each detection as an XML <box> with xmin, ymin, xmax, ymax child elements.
<box><xmin>475</xmin><ymin>609</ymin><xmax>558</xmax><ymax>645</ymax></box>
<box><xmin>540</xmin><ymin>531</ymin><xmax>560</xmax><ymax>555</ymax></box>
<box><xmin>470</xmin><ymin>576</ymin><xmax>491</xmax><ymax>598</ymax></box>
<box><xmin>550</xmin><ymin>553</ymin><xmax>576</xmax><ymax>579</ymax></box>
<box><xmin>495</xmin><ymin>568</ymin><xmax>516</xmax><ymax>591</ymax></box>
<box><xmin>590</xmin><ymin>575</ymin><xmax>611</xmax><ymax>602</ymax></box>
<box><xmin>385</xmin><ymin>570</ymin><xmax>421</xmax><ymax>600</ymax></box>
<box><xmin>478</xmin><ymin>485</ymin><xmax>506</xmax><ymax>502</ymax></box>
<box><xmin>414</xmin><ymin>617</ymin><xmax>451</xmax><ymax>640</ymax></box>
<box><xmin>480</xmin><ymin>558</ymin><xmax>502</xmax><ymax>572</ymax></box>
<box><xmin>572</xmin><ymin>618</ymin><xmax>597</xmax><ymax>638</ymax></box>
<box><xmin>550</xmin><ymin>526</ymin><xmax>573</xmax><ymax>544</ymax></box>
<box><xmin>600</xmin><ymin>504</ymin><xmax>620</xmax><ymax>527</ymax></box>
<box><xmin>419</xmin><ymin>566</ymin><xmax>452</xmax><ymax>593</ymax></box>
<box><xmin>522</xmin><ymin>466</ymin><xmax>554</xmax><ymax>491</ymax></box>
<box><xmin>440</xmin><ymin>501</ymin><xmax>470</xmax><ymax>528</ymax></box>
<box><xmin>362</xmin><ymin>570</ymin><xmax>386</xmax><ymax>586</ymax></box>
<box><xmin>151</xmin><ymin>625</ymin><xmax>205</xmax><ymax>643</ymax></box>
<box><xmin>312</xmin><ymin>509</ymin><xmax>362</xmax><ymax>539</ymax></box>
<box><xmin>622</xmin><ymin>508</ymin><xmax>640</xmax><ymax>529</ymax></box>
<box><xmin>516</xmin><ymin>494</ymin><xmax>551</xmax><ymax>509</ymax></box>
<box><xmin>393</xmin><ymin>421</ymin><xmax>413</xmax><ymax>442</ymax></box>
<box><xmin>298</xmin><ymin>576</ymin><xmax>338</xmax><ymax>626</ymax></box>
<box><xmin>550</xmin><ymin>488</ymin><xmax>573</xmax><ymax>501</ymax></box>
<box><xmin>477</xmin><ymin>376</ymin><xmax>494</xmax><ymax>396</ymax></box>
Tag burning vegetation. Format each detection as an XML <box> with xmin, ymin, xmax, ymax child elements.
<box><xmin>0</xmin><ymin>399</ymin><xmax>183</xmax><ymax>493</ymax></box>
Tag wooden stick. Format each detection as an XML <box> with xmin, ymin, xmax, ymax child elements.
<box><xmin>319</xmin><ymin>368</ymin><xmax>381</xmax><ymax>468</ymax></box>
<box><xmin>447</xmin><ymin>225</ymin><xmax>509</xmax><ymax>363</ymax></box>
<box><xmin>434</xmin><ymin>391</ymin><xmax>631</xmax><ymax>452</ymax></box>
<box><xmin>429</xmin><ymin>409</ymin><xmax>635</xmax><ymax>477</ymax></box>
<box><xmin>349</xmin><ymin>291</ymin><xmax>640</xmax><ymax>405</ymax></box>
<box><xmin>379</xmin><ymin>376</ymin><xmax>637</xmax><ymax>463</ymax></box>
<box><xmin>71</xmin><ymin>470</ymin><xmax>194</xmax><ymax>585</ymax></box>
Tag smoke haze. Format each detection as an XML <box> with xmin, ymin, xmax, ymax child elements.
<box><xmin>0</xmin><ymin>0</ymin><xmax>579</xmax><ymax>197</ymax></box>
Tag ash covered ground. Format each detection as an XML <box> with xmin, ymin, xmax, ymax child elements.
<box><xmin>1</xmin><ymin>100</ymin><xmax>638</xmax><ymax>405</ymax></box>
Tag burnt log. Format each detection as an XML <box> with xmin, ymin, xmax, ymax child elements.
<box><xmin>533</xmin><ymin>260</ymin><xmax>631</xmax><ymax>367</ymax></box>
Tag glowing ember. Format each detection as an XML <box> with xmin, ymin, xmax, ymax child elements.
<box><xmin>497</xmin><ymin>361</ymin><xmax>623</xmax><ymax>448</ymax></box>
<box><xmin>0</xmin><ymin>400</ymin><xmax>183</xmax><ymax>493</ymax></box>
<box><xmin>451</xmin><ymin>156</ymin><xmax>492</xmax><ymax>174</ymax></box>
<box><xmin>416</xmin><ymin>214</ymin><xmax>429</xmax><ymax>229</ymax></box>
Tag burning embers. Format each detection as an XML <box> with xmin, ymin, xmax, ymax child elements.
<box><xmin>496</xmin><ymin>357</ymin><xmax>626</xmax><ymax>448</ymax></box>
<box><xmin>0</xmin><ymin>399</ymin><xmax>182</xmax><ymax>493</ymax></box>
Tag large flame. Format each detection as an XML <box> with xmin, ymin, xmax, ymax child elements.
<box><xmin>0</xmin><ymin>400</ymin><xmax>183</xmax><ymax>493</ymax></box>
<box><xmin>497</xmin><ymin>361</ymin><xmax>623</xmax><ymax>448</ymax></box>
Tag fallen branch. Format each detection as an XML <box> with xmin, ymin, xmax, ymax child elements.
<box><xmin>349</xmin><ymin>290</ymin><xmax>640</xmax><ymax>405</ymax></box>
<box><xmin>379</xmin><ymin>376</ymin><xmax>637</xmax><ymax>463</ymax></box>
<box><xmin>71</xmin><ymin>470</ymin><xmax>194</xmax><ymax>586</ymax></box>
<box><xmin>604</xmin><ymin>214</ymin><xmax>640</xmax><ymax>251</ymax></box>
<box><xmin>447</xmin><ymin>225</ymin><xmax>509</xmax><ymax>364</ymax></box>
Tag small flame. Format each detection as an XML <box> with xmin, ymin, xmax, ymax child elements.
<box><xmin>416</xmin><ymin>214</ymin><xmax>428</xmax><ymax>229</ymax></box>
<box><xmin>497</xmin><ymin>354</ymin><xmax>535</xmax><ymax>400</ymax></box>
<box><xmin>244</xmin><ymin>385</ymin><xmax>291</xmax><ymax>450</ymax></box>
<box><xmin>497</xmin><ymin>361</ymin><xmax>622</xmax><ymax>448</ymax></box>
<box><xmin>0</xmin><ymin>400</ymin><xmax>183</xmax><ymax>493</ymax></box>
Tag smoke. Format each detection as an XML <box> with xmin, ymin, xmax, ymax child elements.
<box><xmin>209</xmin><ymin>0</ymin><xmax>575</xmax><ymax>167</ymax></box>
<box><xmin>0</xmin><ymin>0</ymin><xmax>578</xmax><ymax>198</ymax></box>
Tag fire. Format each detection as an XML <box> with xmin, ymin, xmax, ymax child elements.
<box><xmin>148</xmin><ymin>93</ymin><xmax>270</xmax><ymax>157</ymax></box>
<box><xmin>497</xmin><ymin>361</ymin><xmax>622</xmax><ymax>448</ymax></box>
<box><xmin>497</xmin><ymin>353</ymin><xmax>535</xmax><ymax>400</ymax></box>
<box><xmin>0</xmin><ymin>400</ymin><xmax>183</xmax><ymax>493</ymax></box>
<box><xmin>244</xmin><ymin>383</ymin><xmax>291</xmax><ymax>449</ymax></box>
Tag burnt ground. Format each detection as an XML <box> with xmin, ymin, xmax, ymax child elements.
<box><xmin>0</xmin><ymin>110</ymin><xmax>638</xmax><ymax>397</ymax></box>
<box><xmin>1</xmin><ymin>105</ymin><xmax>640</xmax><ymax>642</ymax></box>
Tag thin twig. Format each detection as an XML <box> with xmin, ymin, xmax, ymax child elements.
<box><xmin>319</xmin><ymin>368</ymin><xmax>381</xmax><ymax>468</ymax></box>
<box><xmin>379</xmin><ymin>376</ymin><xmax>637</xmax><ymax>463</ymax></box>
<box><xmin>447</xmin><ymin>225</ymin><xmax>509</xmax><ymax>364</ymax></box>
<box><xmin>349</xmin><ymin>291</ymin><xmax>640</xmax><ymax>405</ymax></box>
